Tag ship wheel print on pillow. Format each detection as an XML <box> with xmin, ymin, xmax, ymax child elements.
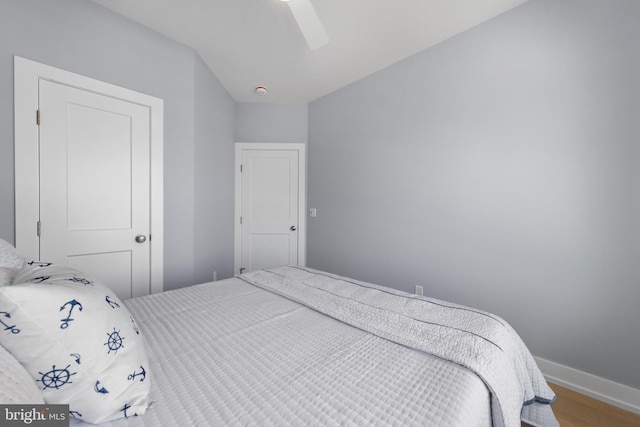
<box><xmin>37</xmin><ymin>364</ymin><xmax>77</xmax><ymax>390</ymax></box>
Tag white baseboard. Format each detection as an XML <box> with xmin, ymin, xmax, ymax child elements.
<box><xmin>535</xmin><ymin>356</ymin><xmax>640</xmax><ymax>415</ymax></box>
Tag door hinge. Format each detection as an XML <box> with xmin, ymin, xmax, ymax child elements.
<box><xmin>240</xmin><ymin>164</ymin><xmax>243</xmax><ymax>172</ymax></box>
<box><xmin>36</xmin><ymin>110</ymin><xmax>40</xmax><ymax>125</ymax></box>
<box><xmin>240</xmin><ymin>216</ymin><xmax>243</xmax><ymax>225</ymax></box>
<box><xmin>36</xmin><ymin>221</ymin><xmax>41</xmax><ymax>237</ymax></box>
<box><xmin>239</xmin><ymin>267</ymin><xmax>246</xmax><ymax>274</ymax></box>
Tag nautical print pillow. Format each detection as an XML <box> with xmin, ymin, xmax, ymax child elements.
<box><xmin>13</xmin><ymin>263</ymin><xmax>95</xmax><ymax>286</ymax></box>
<box><xmin>0</xmin><ymin>262</ymin><xmax>151</xmax><ymax>424</ymax></box>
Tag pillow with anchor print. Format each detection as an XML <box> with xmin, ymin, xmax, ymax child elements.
<box><xmin>0</xmin><ymin>262</ymin><xmax>151</xmax><ymax>424</ymax></box>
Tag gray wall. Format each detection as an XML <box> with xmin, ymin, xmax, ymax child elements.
<box><xmin>193</xmin><ymin>55</ymin><xmax>236</xmax><ymax>284</ymax></box>
<box><xmin>308</xmin><ymin>0</ymin><xmax>640</xmax><ymax>389</ymax></box>
<box><xmin>236</xmin><ymin>103</ymin><xmax>308</xmax><ymax>143</ymax></box>
<box><xmin>0</xmin><ymin>0</ymin><xmax>236</xmax><ymax>290</ymax></box>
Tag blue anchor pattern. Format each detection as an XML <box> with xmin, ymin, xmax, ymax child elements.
<box><xmin>0</xmin><ymin>311</ymin><xmax>20</xmax><ymax>334</ymax></box>
<box><xmin>127</xmin><ymin>365</ymin><xmax>146</xmax><ymax>382</ymax></box>
<box><xmin>104</xmin><ymin>328</ymin><xmax>125</xmax><ymax>355</ymax></box>
<box><xmin>105</xmin><ymin>295</ymin><xmax>120</xmax><ymax>309</ymax></box>
<box><xmin>31</xmin><ymin>275</ymin><xmax>51</xmax><ymax>283</ymax></box>
<box><xmin>37</xmin><ymin>364</ymin><xmax>77</xmax><ymax>390</ymax></box>
<box><xmin>70</xmin><ymin>353</ymin><xmax>81</xmax><ymax>364</ymax></box>
<box><xmin>27</xmin><ymin>261</ymin><xmax>52</xmax><ymax>267</ymax></box>
<box><xmin>130</xmin><ymin>315</ymin><xmax>140</xmax><ymax>335</ymax></box>
<box><xmin>69</xmin><ymin>276</ymin><xmax>94</xmax><ymax>286</ymax></box>
<box><xmin>120</xmin><ymin>403</ymin><xmax>138</xmax><ymax>418</ymax></box>
<box><xmin>59</xmin><ymin>299</ymin><xmax>83</xmax><ymax>329</ymax></box>
<box><xmin>94</xmin><ymin>380</ymin><xmax>109</xmax><ymax>394</ymax></box>
<box><xmin>69</xmin><ymin>411</ymin><xmax>82</xmax><ymax>419</ymax></box>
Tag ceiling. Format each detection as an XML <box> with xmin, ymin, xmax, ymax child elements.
<box><xmin>92</xmin><ymin>0</ymin><xmax>531</xmax><ymax>104</ymax></box>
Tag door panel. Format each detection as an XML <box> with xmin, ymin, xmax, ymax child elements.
<box><xmin>248</xmin><ymin>155</ymin><xmax>293</xmax><ymax>222</ymax></box>
<box><xmin>38</xmin><ymin>79</ymin><xmax>151</xmax><ymax>300</ymax></box>
<box><xmin>241</xmin><ymin>149</ymin><xmax>299</xmax><ymax>272</ymax></box>
<box><xmin>249</xmin><ymin>234</ymin><xmax>291</xmax><ymax>272</ymax></box>
<box><xmin>66</xmin><ymin>104</ymin><xmax>132</xmax><ymax>231</ymax></box>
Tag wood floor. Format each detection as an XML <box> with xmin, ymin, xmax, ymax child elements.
<box><xmin>522</xmin><ymin>382</ymin><xmax>640</xmax><ymax>427</ymax></box>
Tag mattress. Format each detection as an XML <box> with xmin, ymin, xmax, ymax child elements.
<box><xmin>73</xmin><ymin>274</ymin><xmax>495</xmax><ymax>426</ymax></box>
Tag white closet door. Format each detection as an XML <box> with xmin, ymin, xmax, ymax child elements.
<box><xmin>38</xmin><ymin>79</ymin><xmax>151</xmax><ymax>300</ymax></box>
<box><xmin>240</xmin><ymin>149</ymin><xmax>300</xmax><ymax>272</ymax></box>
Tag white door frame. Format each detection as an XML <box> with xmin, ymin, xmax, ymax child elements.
<box><xmin>234</xmin><ymin>142</ymin><xmax>306</xmax><ymax>275</ymax></box>
<box><xmin>14</xmin><ymin>56</ymin><xmax>164</xmax><ymax>294</ymax></box>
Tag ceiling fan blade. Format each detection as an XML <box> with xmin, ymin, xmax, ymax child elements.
<box><xmin>288</xmin><ymin>0</ymin><xmax>329</xmax><ymax>50</ymax></box>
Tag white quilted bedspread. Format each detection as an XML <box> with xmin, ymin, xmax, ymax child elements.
<box><xmin>71</xmin><ymin>266</ymin><xmax>557</xmax><ymax>427</ymax></box>
<box><xmin>72</xmin><ymin>275</ymin><xmax>495</xmax><ymax>426</ymax></box>
<box><xmin>239</xmin><ymin>266</ymin><xmax>557</xmax><ymax>427</ymax></box>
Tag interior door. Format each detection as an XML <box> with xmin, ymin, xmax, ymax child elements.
<box><xmin>38</xmin><ymin>79</ymin><xmax>151</xmax><ymax>300</ymax></box>
<box><xmin>239</xmin><ymin>148</ymin><xmax>301</xmax><ymax>273</ymax></box>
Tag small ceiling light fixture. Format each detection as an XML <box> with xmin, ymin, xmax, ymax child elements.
<box><xmin>255</xmin><ymin>86</ymin><xmax>268</xmax><ymax>96</ymax></box>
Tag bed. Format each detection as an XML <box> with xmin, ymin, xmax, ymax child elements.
<box><xmin>0</xmin><ymin>239</ymin><xmax>557</xmax><ymax>427</ymax></box>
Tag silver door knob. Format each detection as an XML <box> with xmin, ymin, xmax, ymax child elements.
<box><xmin>135</xmin><ymin>235</ymin><xmax>147</xmax><ymax>243</ymax></box>
<box><xmin>290</xmin><ymin>225</ymin><xmax>297</xmax><ymax>231</ymax></box>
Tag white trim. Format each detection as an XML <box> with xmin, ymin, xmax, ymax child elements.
<box><xmin>234</xmin><ymin>142</ymin><xmax>307</xmax><ymax>275</ymax></box>
<box><xmin>14</xmin><ymin>56</ymin><xmax>164</xmax><ymax>295</ymax></box>
<box><xmin>535</xmin><ymin>356</ymin><xmax>640</xmax><ymax>415</ymax></box>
